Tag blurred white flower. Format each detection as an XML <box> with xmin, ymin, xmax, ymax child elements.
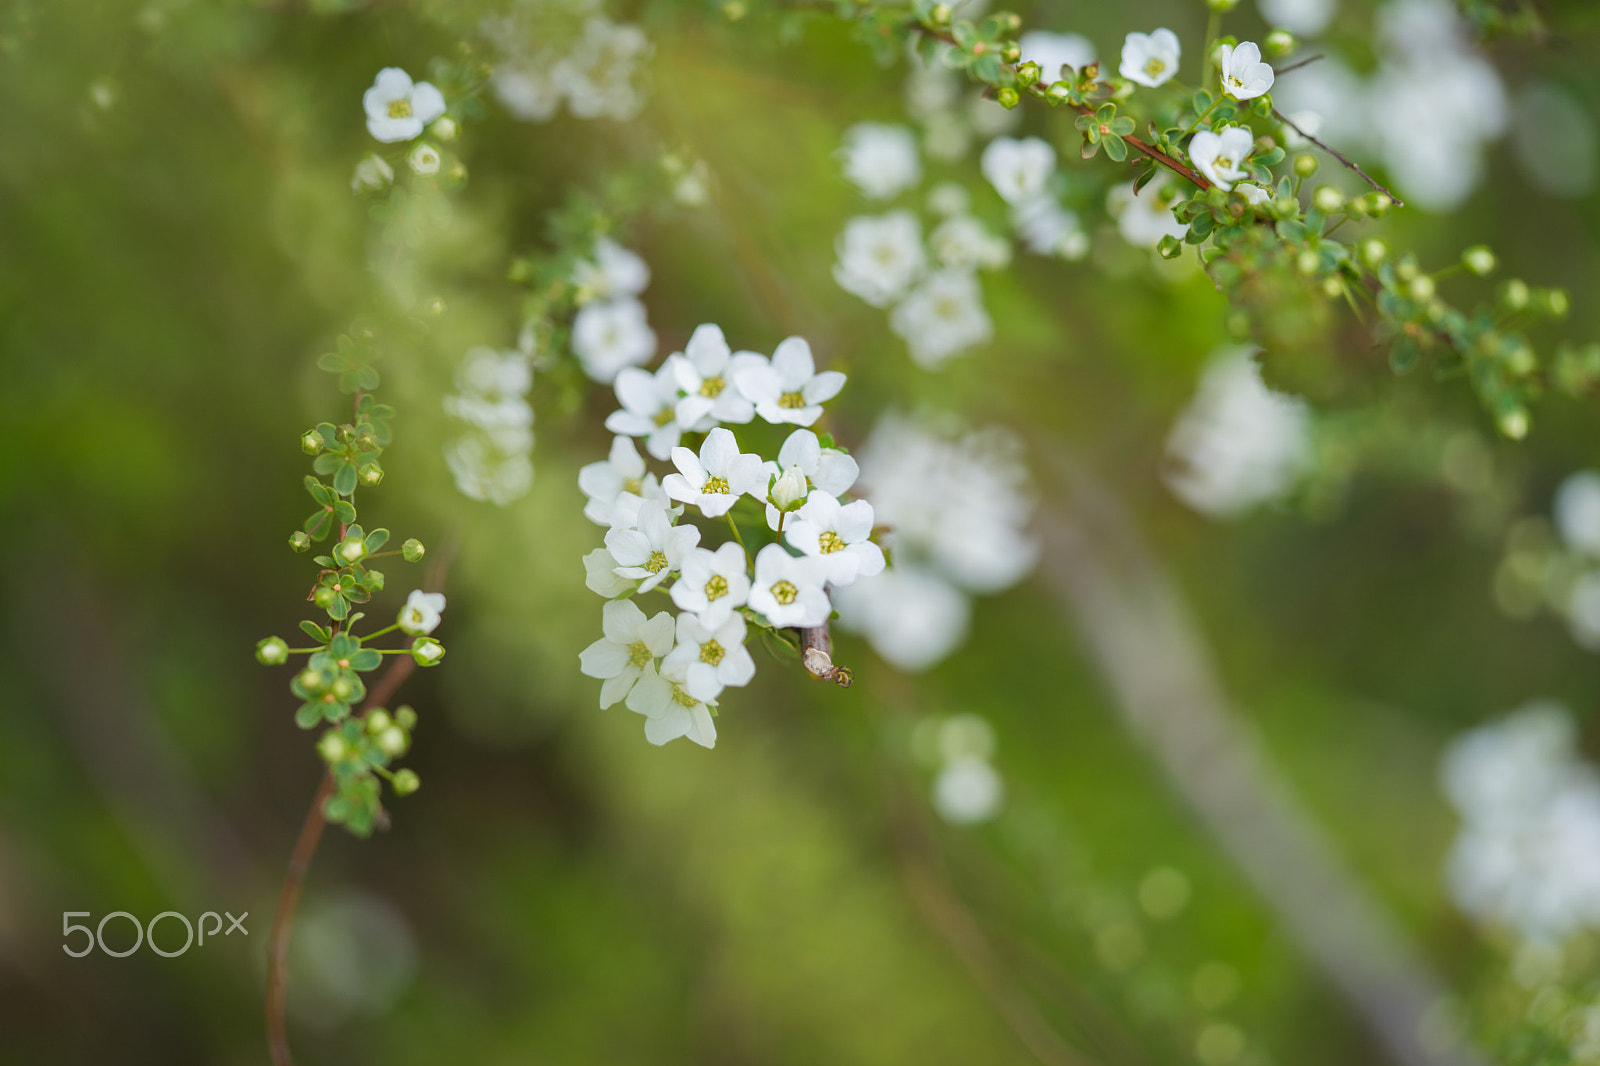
<box><xmin>1010</xmin><ymin>196</ymin><xmax>1088</xmax><ymax>260</ymax></box>
<box><xmin>492</xmin><ymin>62</ymin><xmax>563</xmax><ymax>121</ymax></box>
<box><xmin>833</xmin><ymin>211</ymin><xmax>927</xmax><ymax>308</ymax></box>
<box><xmin>662</xmin><ymin>427</ymin><xmax>765</xmax><ymax>518</ymax></box>
<box><xmin>734</xmin><ymin>337</ymin><xmax>847</xmax><ymax>427</ymax></box>
<box><xmin>832</xmin><ymin>564</ymin><xmax>970</xmax><ymax>672</ymax></box>
<box><xmin>561</xmin><ymin>17</ymin><xmax>652</xmax><ymax>121</ymax></box>
<box><xmin>1120</xmin><ymin>29</ymin><xmax>1181</xmax><ymax>88</ymax></box>
<box><xmin>1165</xmin><ymin>349</ymin><xmax>1311</xmax><ymax>518</ymax></box>
<box><xmin>1188</xmin><ymin>126</ymin><xmax>1255</xmax><ymax>190</ymax></box>
<box><xmin>890</xmin><ymin>270</ymin><xmax>993</xmax><ymax>369</ymax></box>
<box><xmin>1258</xmin><ymin>0</ymin><xmax>1338</xmax><ymax>37</ymax></box>
<box><xmin>929</xmin><ymin>214</ymin><xmax>1011</xmax><ymax>271</ymax></box>
<box><xmin>572</xmin><ymin>298</ymin><xmax>656</xmax><ymax>383</ymax></box>
<box><xmin>1512</xmin><ymin>82</ymin><xmax>1598</xmax><ymax>200</ymax></box>
<box><xmin>406</xmin><ymin>144</ymin><xmax>441</xmax><ymax>177</ymax></box>
<box><xmin>579</xmin><ymin>599</ymin><xmax>675</xmax><ymax>708</ymax></box>
<box><xmin>364</xmin><ymin>67</ymin><xmax>446</xmax><ymax>143</ymax></box>
<box><xmin>980</xmin><ymin>136</ymin><xmax>1055</xmax><ymax>205</ymax></box>
<box><xmin>1556</xmin><ymin>472</ymin><xmax>1600</xmax><ymax>556</ymax></box>
<box><xmin>444</xmin><ymin>434</ymin><xmax>532</xmax><ymax>506</ymax></box>
<box><xmin>1019</xmin><ymin>31</ymin><xmax>1095</xmax><ymax>81</ymax></box>
<box><xmin>605</xmin><ymin>362</ymin><xmax>687</xmax><ymax>460</ymax></box>
<box><xmin>351</xmin><ymin>154</ymin><xmax>394</xmax><ymax>193</ymax></box>
<box><xmin>1107</xmin><ymin>177</ymin><xmax>1188</xmax><ymax>247</ymax></box>
<box><xmin>839</xmin><ymin>122</ymin><xmax>921</xmax><ymax>200</ymax></box>
<box><xmin>398</xmin><ymin>590</ymin><xmax>446</xmax><ymax>636</ymax></box>
<box><xmin>748</xmin><ymin>543</ymin><xmax>830</xmax><ymax>628</ymax></box>
<box><xmin>1218</xmin><ymin>41</ymin><xmax>1275</xmax><ymax>100</ymax></box>
<box><xmin>1566</xmin><ymin>572</ymin><xmax>1600</xmax><ymax>652</ymax></box>
<box><xmin>933</xmin><ymin>756</ymin><xmax>1005</xmax><ymax>825</ymax></box>
<box><xmin>572</xmin><ymin>238</ymin><xmax>650</xmax><ymax>305</ymax></box>
<box><xmin>785</xmin><ymin>490</ymin><xmax>885</xmax><ymax>588</ymax></box>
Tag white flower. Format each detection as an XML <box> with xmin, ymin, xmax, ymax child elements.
<box><xmin>407</xmin><ymin>144</ymin><xmax>441</xmax><ymax>176</ymax></box>
<box><xmin>670</xmin><ymin>542</ymin><xmax>751</xmax><ymax>628</ymax></box>
<box><xmin>785</xmin><ymin>490</ymin><xmax>885</xmax><ymax>587</ymax></box>
<box><xmin>363</xmin><ymin>67</ymin><xmax>447</xmax><ymax>143</ymax></box>
<box><xmin>663</xmin><ymin>611</ymin><xmax>756</xmax><ymax>696</ymax></box>
<box><xmin>1011</xmin><ymin>197</ymin><xmax>1088</xmax><ymax>260</ymax></box>
<box><xmin>1258</xmin><ymin>0</ymin><xmax>1338</xmax><ymax>37</ymax></box>
<box><xmin>929</xmin><ymin>214</ymin><xmax>1011</xmax><ymax>271</ymax></box>
<box><xmin>444</xmin><ymin>436</ymin><xmax>532</xmax><ymax>505</ymax></box>
<box><xmin>833</xmin><ymin>211</ymin><xmax>927</xmax><ymax>308</ymax></box>
<box><xmin>1107</xmin><ymin>177</ymin><xmax>1189</xmax><ymax>247</ymax></box>
<box><xmin>398</xmin><ymin>589</ymin><xmax>446</xmax><ymax>636</ymax></box>
<box><xmin>560</xmin><ymin>17</ymin><xmax>653</xmax><ymax>122</ymax></box>
<box><xmin>1019</xmin><ymin>31</ymin><xmax>1096</xmax><ymax>82</ymax></box>
<box><xmin>668</xmin><ymin>324</ymin><xmax>761</xmax><ymax>428</ymax></box>
<box><xmin>933</xmin><ymin>757</ymin><xmax>1005</xmax><ymax>824</ymax></box>
<box><xmin>1566</xmin><ymin>571</ymin><xmax>1600</xmax><ymax>651</ymax></box>
<box><xmin>623</xmin><ymin>659</ymin><xmax>718</xmax><ymax>748</ymax></box>
<box><xmin>572</xmin><ymin>298</ymin><xmax>656</xmax><ymax>383</ymax></box>
<box><xmin>603</xmin><ymin>500</ymin><xmax>700</xmax><ymax>593</ymax></box>
<box><xmin>927</xmin><ymin>181</ymin><xmax>971</xmax><ymax>217</ymax></box>
<box><xmin>1120</xmin><ymin>29</ymin><xmax>1181</xmax><ymax>88</ymax></box>
<box><xmin>1559</xmin><ymin>473</ymin><xmax>1600</xmax><ymax>556</ymax></box>
<box><xmin>351</xmin><ymin>154</ymin><xmax>394</xmax><ymax>193</ymax></box>
<box><xmin>761</xmin><ymin>429</ymin><xmax>860</xmax><ymax>530</ymax></box>
<box><xmin>832</xmin><ymin>565</ymin><xmax>971</xmax><ymax>673</ymax></box>
<box><xmin>662</xmin><ymin>428</ymin><xmax>765</xmax><ymax>518</ymax></box>
<box><xmin>980</xmin><ymin>136</ymin><xmax>1056</xmax><ymax>205</ymax></box>
<box><xmin>455</xmin><ymin>346</ymin><xmax>531</xmax><ymax>399</ymax></box>
<box><xmin>890</xmin><ymin>270</ymin><xmax>994</xmax><ymax>369</ymax></box>
<box><xmin>733</xmin><ymin>337</ymin><xmax>847</xmax><ymax>427</ymax></box>
<box><xmin>583</xmin><ymin>547</ymin><xmax>637</xmax><ymax>598</ymax></box>
<box><xmin>839</xmin><ymin>122</ymin><xmax>921</xmax><ymax>200</ymax></box>
<box><xmin>1187</xmin><ymin>126</ymin><xmax>1256</xmax><ymax>190</ymax></box>
<box><xmin>605</xmin><ymin>363</ymin><xmax>687</xmax><ymax>460</ymax></box>
<box><xmin>572</xmin><ymin>238</ymin><xmax>650</xmax><ymax>305</ymax></box>
<box><xmin>578</xmin><ymin>599</ymin><xmax>675</xmax><ymax>708</ymax></box>
<box><xmin>579</xmin><ymin>435</ymin><xmax>659</xmax><ymax>526</ymax></box>
<box><xmin>1218</xmin><ymin>41</ymin><xmax>1275</xmax><ymax>100</ymax></box>
<box><xmin>1164</xmin><ymin>348</ymin><xmax>1312</xmax><ymax>518</ymax></box>
<box><xmin>748</xmin><ymin>544</ymin><xmax>831</xmax><ymax>628</ymax></box>
<box><xmin>1236</xmin><ymin>182</ymin><xmax>1273</xmax><ymax>206</ymax></box>
<box><xmin>492</xmin><ymin>62</ymin><xmax>562</xmax><ymax>122</ymax></box>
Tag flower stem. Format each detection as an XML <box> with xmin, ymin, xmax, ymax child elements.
<box><xmin>725</xmin><ymin>513</ymin><xmax>751</xmax><ymax>566</ymax></box>
<box><xmin>1181</xmin><ymin>96</ymin><xmax>1223</xmax><ymax>138</ymax></box>
<box><xmin>1202</xmin><ymin>8</ymin><xmax>1221</xmax><ymax>87</ymax></box>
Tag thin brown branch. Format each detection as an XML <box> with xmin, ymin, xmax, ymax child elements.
<box><xmin>1273</xmin><ymin>53</ymin><xmax>1325</xmax><ymax>76</ymax></box>
<box><xmin>1272</xmin><ymin>107</ymin><xmax>1405</xmax><ymax>207</ymax></box>
<box><xmin>264</xmin><ymin>547</ymin><xmax>452</xmax><ymax>1066</ymax></box>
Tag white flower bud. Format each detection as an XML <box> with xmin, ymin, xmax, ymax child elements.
<box><xmin>1462</xmin><ymin>246</ymin><xmax>1496</xmax><ymax>277</ymax></box>
<box><xmin>256</xmin><ymin>636</ymin><xmax>289</xmax><ymax>665</ymax></box>
<box><xmin>429</xmin><ymin>115</ymin><xmax>458</xmax><ymax>141</ymax></box>
<box><xmin>411</xmin><ymin>636</ymin><xmax>445</xmax><ymax>666</ymax></box>
<box><xmin>408</xmin><ymin>143</ymin><xmax>441</xmax><ymax>176</ymax></box>
<box><xmin>317</xmin><ymin>732</ymin><xmax>348</xmax><ymax>763</ymax></box>
<box><xmin>350</xmin><ymin>153</ymin><xmax>394</xmax><ymax>194</ymax></box>
<box><xmin>377</xmin><ymin>726</ymin><xmax>408</xmax><ymax>756</ymax></box>
<box><xmin>770</xmin><ymin>464</ymin><xmax>808</xmax><ymax>512</ymax></box>
<box><xmin>336</xmin><ymin>536</ymin><xmax>366</xmax><ymax>564</ymax></box>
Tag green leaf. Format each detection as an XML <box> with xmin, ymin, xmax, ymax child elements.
<box><xmin>304</xmin><ymin>477</ymin><xmax>333</xmax><ymax>505</ymax></box>
<box><xmin>364</xmin><ymin>528</ymin><xmax>390</xmax><ymax>553</ymax></box>
<box><xmin>300</xmin><ymin>620</ymin><xmax>331</xmax><ymax>643</ymax></box>
<box><xmin>1104</xmin><ymin>135</ymin><xmax>1128</xmax><ymax>162</ymax></box>
<box><xmin>313</xmin><ymin>452</ymin><xmax>343</xmax><ymax>476</ymax></box>
<box><xmin>325</xmin><ymin>595</ymin><xmax>350</xmax><ymax>621</ymax></box>
<box><xmin>971</xmin><ymin>53</ymin><xmax>1002</xmax><ymax>82</ymax></box>
<box><xmin>1110</xmin><ymin>117</ymin><xmax>1135</xmax><ymax>136</ymax></box>
<box><xmin>304</xmin><ymin>509</ymin><xmax>335</xmax><ymax>540</ymax></box>
<box><xmin>349</xmin><ymin>649</ymin><xmax>382</xmax><ymax>672</ymax></box>
<box><xmin>295</xmin><ymin>703</ymin><xmax>325</xmax><ymax>729</ymax></box>
<box><xmin>333</xmin><ymin>462</ymin><xmax>359</xmax><ymax>497</ymax></box>
<box><xmin>1081</xmin><ymin>135</ymin><xmax>1101</xmax><ymax>160</ymax></box>
<box><xmin>333</xmin><ymin>499</ymin><xmax>357</xmax><ymax>523</ymax></box>
<box><xmin>1390</xmin><ymin>337</ymin><xmax>1420</xmax><ymax>375</ymax></box>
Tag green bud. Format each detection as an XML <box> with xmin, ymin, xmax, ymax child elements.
<box><xmin>301</xmin><ymin>430</ymin><xmax>324</xmax><ymax>455</ymax></box>
<box><xmin>1045</xmin><ymin>82</ymin><xmax>1071</xmax><ymax>104</ymax></box>
<box><xmin>1504</xmin><ymin>343</ymin><xmax>1537</xmax><ymax>376</ymax></box>
<box><xmin>366</xmin><ymin>709</ymin><xmax>393</xmax><ymax>733</ymax></box>
<box><xmin>1539</xmin><ymin>288</ymin><xmax>1571</xmax><ymax>319</ymax></box>
<box><xmin>1296</xmin><ymin>250</ymin><xmax>1321</xmax><ymax>276</ymax></box>
<box><xmin>1409</xmin><ymin>275</ymin><xmax>1436</xmax><ymax>301</ymax></box>
<box><xmin>1359</xmin><ymin>238</ymin><xmax>1388</xmax><ymax>267</ymax></box>
<box><xmin>256</xmin><ymin>636</ymin><xmax>289</xmax><ymax>665</ymax></box>
<box><xmin>996</xmin><ymin>87</ymin><xmax>1020</xmax><ymax>110</ymax></box>
<box><xmin>1502</xmin><ymin>278</ymin><xmax>1531</xmax><ymax>311</ymax></box>
<box><xmin>289</xmin><ymin>530</ymin><xmax>313</xmax><ymax>553</ymax></box>
<box><xmin>1264</xmin><ymin>29</ymin><xmax>1296</xmax><ymax>56</ymax></box>
<box><xmin>297</xmin><ymin>667</ymin><xmax>327</xmax><ymax>692</ymax></box>
<box><xmin>1312</xmin><ymin>185</ymin><xmax>1344</xmax><ymax>213</ymax></box>
<box><xmin>411</xmin><ymin>636</ymin><xmax>445</xmax><ymax>667</ymax></box>
<box><xmin>1014</xmin><ymin>61</ymin><xmax>1041</xmax><ymax>88</ymax></box>
<box><xmin>1498</xmin><ymin>407</ymin><xmax>1530</xmax><ymax>441</ymax></box>
<box><xmin>402</xmin><ymin>538</ymin><xmax>426</xmax><ymax>563</ymax></box>
<box><xmin>313</xmin><ymin>586</ymin><xmax>341</xmax><ymax>612</ymax></box>
<box><xmin>317</xmin><ymin>732</ymin><xmax>348</xmax><ymax>763</ymax></box>
<box><xmin>329</xmin><ymin>677</ymin><xmax>356</xmax><ymax>702</ymax></box>
<box><xmin>1320</xmin><ymin>276</ymin><xmax>1343</xmax><ymax>298</ymax></box>
<box><xmin>928</xmin><ymin>3</ymin><xmax>951</xmax><ymax>26</ymax></box>
<box><xmin>377</xmin><ymin>726</ymin><xmax>408</xmax><ymax>757</ymax></box>
<box><xmin>366</xmin><ymin>569</ymin><xmax>385</xmax><ymax>592</ymax></box>
<box><xmin>1461</xmin><ymin>245</ymin><xmax>1496</xmax><ymax>277</ymax></box>
<box><xmin>430</xmin><ymin>115</ymin><xmax>458</xmax><ymax>142</ymax></box>
<box><xmin>391</xmin><ymin>769</ymin><xmax>420</xmax><ymax>796</ymax></box>
<box><xmin>1000</xmin><ymin>43</ymin><xmax>1021</xmax><ymax>64</ymax></box>
<box><xmin>395</xmin><ymin>705</ymin><xmax>417</xmax><ymax>730</ymax></box>
<box><xmin>995</xmin><ymin>12</ymin><xmax>1021</xmax><ymax>33</ymax></box>
<box><xmin>1207</xmin><ymin>0</ymin><xmax>1240</xmax><ymax>10</ymax></box>
<box><xmin>336</xmin><ymin>536</ymin><xmax>366</xmax><ymax>564</ymax></box>
<box><xmin>1157</xmin><ymin>234</ymin><xmax>1184</xmax><ymax>260</ymax></box>
<box><xmin>359</xmin><ymin>463</ymin><xmax>384</xmax><ymax>487</ymax></box>
<box><xmin>1395</xmin><ymin>256</ymin><xmax>1421</xmax><ymax>283</ymax></box>
<box><xmin>1293</xmin><ymin>153</ymin><xmax>1318</xmax><ymax>178</ymax></box>
<box><xmin>1367</xmin><ymin>193</ymin><xmax>1393</xmax><ymax>217</ymax></box>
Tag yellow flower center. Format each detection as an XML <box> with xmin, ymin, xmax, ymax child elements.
<box><xmin>771</xmin><ymin>579</ymin><xmax>798</xmax><ymax>605</ymax></box>
<box><xmin>703</xmin><ymin>475</ymin><xmax>730</xmax><ymax>495</ymax></box>
<box><xmin>700</xmin><ymin>640</ymin><xmax>725</xmax><ymax>666</ymax></box>
<box><xmin>705</xmin><ymin>574</ymin><xmax>729</xmax><ymax>601</ymax></box>
<box><xmin>671</xmin><ymin>684</ymin><xmax>701</xmax><ymax>708</ymax></box>
<box><xmin>700</xmin><ymin>376</ymin><xmax>725</xmax><ymax>397</ymax></box>
<box><xmin>818</xmin><ymin>531</ymin><xmax>846</xmax><ymax>554</ymax></box>
<box><xmin>778</xmin><ymin>391</ymin><xmax>807</xmax><ymax>410</ymax></box>
<box><xmin>1144</xmin><ymin>58</ymin><xmax>1166</xmax><ymax>79</ymax></box>
<box><xmin>627</xmin><ymin>641</ymin><xmax>653</xmax><ymax>667</ymax></box>
<box><xmin>623</xmin><ymin>477</ymin><xmax>643</xmax><ymax>495</ymax></box>
<box><xmin>388</xmin><ymin>98</ymin><xmax>413</xmax><ymax>119</ymax></box>
<box><xmin>653</xmin><ymin>408</ymin><xmax>676</xmax><ymax>428</ymax></box>
<box><xmin>646</xmin><ymin>550</ymin><xmax>668</xmax><ymax>574</ymax></box>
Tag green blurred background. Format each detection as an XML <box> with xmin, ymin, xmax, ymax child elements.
<box><xmin>4</xmin><ymin>1</ymin><xmax>1600</xmax><ymax>1063</ymax></box>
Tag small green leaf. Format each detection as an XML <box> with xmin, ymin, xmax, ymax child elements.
<box><xmin>1104</xmin><ymin>135</ymin><xmax>1128</xmax><ymax>162</ymax></box>
<box><xmin>300</xmin><ymin>620</ymin><xmax>331</xmax><ymax>642</ymax></box>
<box><xmin>333</xmin><ymin>499</ymin><xmax>357</xmax><ymax>523</ymax></box>
<box><xmin>304</xmin><ymin>509</ymin><xmax>335</xmax><ymax>540</ymax></box>
<box><xmin>333</xmin><ymin>462</ymin><xmax>359</xmax><ymax>497</ymax></box>
<box><xmin>305</xmin><ymin>477</ymin><xmax>333</xmax><ymax>505</ymax></box>
<box><xmin>349</xmin><ymin>649</ymin><xmax>382</xmax><ymax>672</ymax></box>
<box><xmin>364</xmin><ymin>528</ymin><xmax>390</xmax><ymax>553</ymax></box>
<box><xmin>295</xmin><ymin>703</ymin><xmax>325</xmax><ymax>729</ymax></box>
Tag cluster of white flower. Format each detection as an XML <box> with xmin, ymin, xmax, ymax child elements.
<box><xmin>1441</xmin><ymin>702</ymin><xmax>1600</xmax><ymax>941</ymax></box>
<box><xmin>833</xmin><ymin>413</ymin><xmax>1036</xmax><ymax>673</ymax></box>
<box><xmin>578</xmin><ymin>325</ymin><xmax>880</xmax><ymax>748</ymax></box>
<box><xmin>903</xmin><ymin>42</ymin><xmax>1022</xmax><ymax>163</ymax></box>
<box><xmin>1164</xmin><ymin>349</ymin><xmax>1312</xmax><ymax>519</ymax></box>
<box><xmin>487</xmin><ymin>2</ymin><xmax>651</xmax><ymax>123</ymax></box>
<box><xmin>443</xmin><ymin>346</ymin><xmax>535</xmax><ymax>506</ymax></box>
<box><xmin>920</xmin><ymin>713</ymin><xmax>1006</xmax><ymax>825</ymax></box>
<box><xmin>980</xmin><ymin>135</ymin><xmax>1090</xmax><ymax>260</ymax></box>
<box><xmin>1273</xmin><ymin>0</ymin><xmax>1505</xmax><ymax>212</ymax></box>
<box><xmin>356</xmin><ymin>67</ymin><xmax>456</xmax><ymax>187</ymax></box>
<box><xmin>832</xmin><ymin>126</ymin><xmax>1010</xmax><ymax>370</ymax></box>
<box><xmin>1548</xmin><ymin>471</ymin><xmax>1600</xmax><ymax>651</ymax></box>
<box><xmin>570</xmin><ymin>238</ymin><xmax>657</xmax><ymax>384</ymax></box>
